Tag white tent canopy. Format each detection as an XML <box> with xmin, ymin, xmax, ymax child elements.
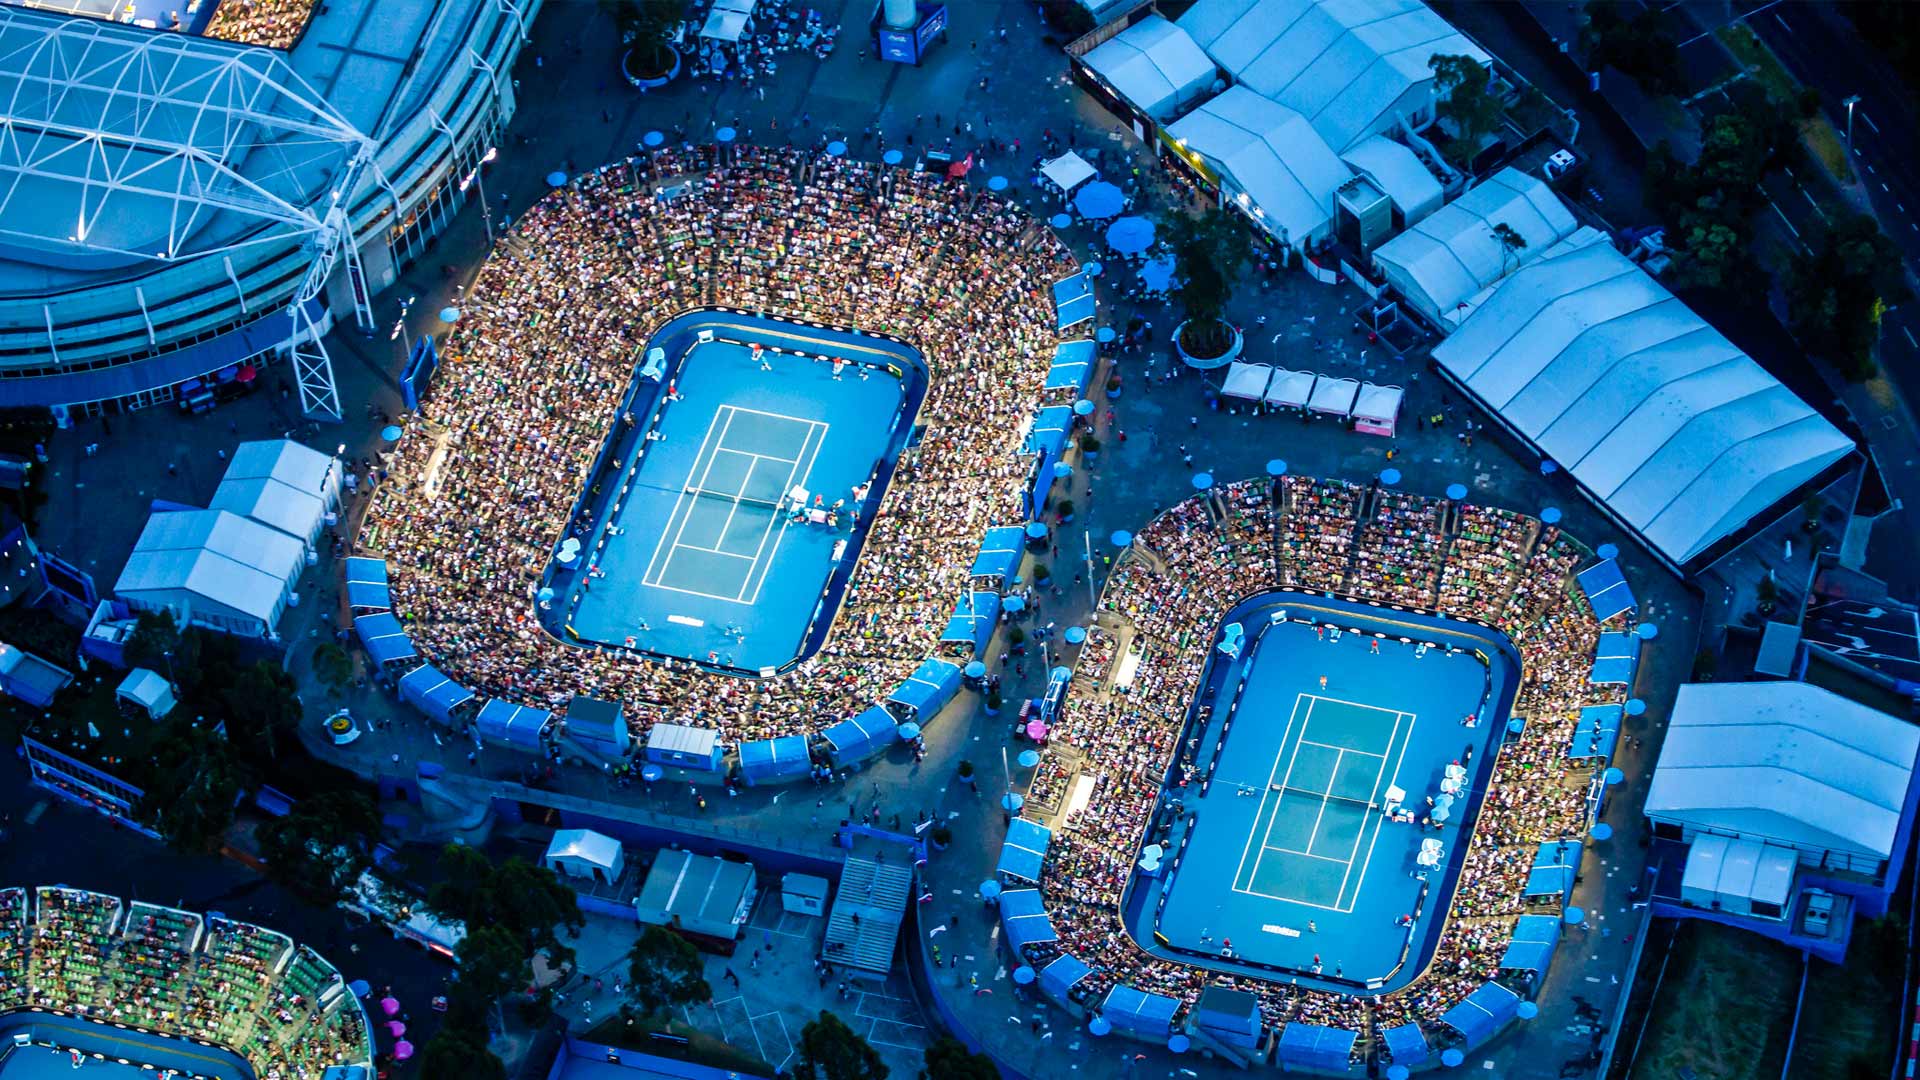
<box><xmin>1372</xmin><ymin>168</ymin><xmax>1578</xmax><ymax>327</ymax></box>
<box><xmin>210</xmin><ymin>477</ymin><xmax>328</xmax><ymax>549</ymax></box>
<box><xmin>1221</xmin><ymin>362</ymin><xmax>1273</xmax><ymax>401</ymax></box>
<box><xmin>545</xmin><ymin>828</ymin><xmax>626</xmax><ymax>882</ymax></box>
<box><xmin>1167</xmin><ymin>85</ymin><xmax>1351</xmax><ymax>249</ymax></box>
<box><xmin>1041</xmin><ymin>151</ymin><xmax>1097</xmax><ymax>194</ymax></box>
<box><xmin>1308</xmin><ymin>375</ymin><xmax>1358</xmax><ymax>415</ymax></box>
<box><xmin>1353</xmin><ymin>383</ymin><xmax>1404</xmax><ymax>423</ymax></box>
<box><xmin>115</xmin><ymin>509</ymin><xmax>304</xmax><ymax>638</ymax></box>
<box><xmin>1263</xmin><ymin>367</ymin><xmax>1315</xmax><ymax>408</ymax></box>
<box><xmin>701</xmin><ymin>0</ymin><xmax>755</xmax><ymax>42</ymax></box>
<box><xmin>1339</xmin><ymin>135</ymin><xmax>1443</xmax><ymax>225</ymax></box>
<box><xmin>1177</xmin><ymin>0</ymin><xmax>1491</xmax><ymax>152</ymax></box>
<box><xmin>225</xmin><ymin>440</ymin><xmax>341</xmax><ymax>509</ymax></box>
<box><xmin>1647</xmin><ymin>682</ymin><xmax>1920</xmax><ymax>870</ymax></box>
<box><xmin>1081</xmin><ymin>14</ymin><xmax>1218</xmax><ymax>121</ymax></box>
<box><xmin>1432</xmin><ymin>241</ymin><xmax>1853</xmax><ymax>565</ymax></box>
<box><xmin>116</xmin><ymin>668</ymin><xmax>176</xmax><ymax>719</ymax></box>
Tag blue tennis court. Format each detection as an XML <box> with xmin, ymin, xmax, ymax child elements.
<box><xmin>546</xmin><ymin>311</ymin><xmax>926</xmax><ymax>675</ymax></box>
<box><xmin>0</xmin><ymin>1013</ymin><xmax>253</xmax><ymax>1080</ymax></box>
<box><xmin>1136</xmin><ymin>593</ymin><xmax>1519</xmax><ymax>994</ymax></box>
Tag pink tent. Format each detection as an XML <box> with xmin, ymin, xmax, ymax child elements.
<box><xmin>393</xmin><ymin>1041</ymin><xmax>415</xmax><ymax>1062</ymax></box>
<box><xmin>386</xmin><ymin>1021</ymin><xmax>406</xmax><ymax>1038</ymax></box>
<box><xmin>379</xmin><ymin>997</ymin><xmax>400</xmax><ymax>1016</ymax></box>
<box><xmin>1025</xmin><ymin>720</ymin><xmax>1048</xmax><ymax>740</ymax></box>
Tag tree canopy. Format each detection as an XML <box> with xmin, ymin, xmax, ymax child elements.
<box><xmin>138</xmin><ymin>720</ymin><xmax>247</xmax><ymax>852</ymax></box>
<box><xmin>922</xmin><ymin>1035</ymin><xmax>999</xmax><ymax>1080</ymax></box>
<box><xmin>1583</xmin><ymin>1</ymin><xmax>1683</xmax><ymax>95</ymax></box>
<box><xmin>429</xmin><ymin>846</ymin><xmax>584</xmax><ymax>971</ymax></box>
<box><xmin>1430</xmin><ymin>54</ymin><xmax>1503</xmax><ymax>161</ymax></box>
<box><xmin>626</xmin><ymin>925</ymin><xmax>712</xmax><ymax>1017</ymax></box>
<box><xmin>256</xmin><ymin>791</ymin><xmax>382</xmax><ymax>905</ymax></box>
<box><xmin>796</xmin><ymin>1011</ymin><xmax>889</xmax><ymax>1080</ymax></box>
<box><xmin>1161</xmin><ymin>209</ymin><xmax>1251</xmax><ymax>356</ymax></box>
<box><xmin>1785</xmin><ymin>212</ymin><xmax>1909</xmax><ymax>379</ymax></box>
<box><xmin>1645</xmin><ymin>102</ymin><xmax>1789</xmax><ymax>292</ymax></box>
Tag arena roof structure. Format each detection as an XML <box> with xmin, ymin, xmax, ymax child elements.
<box><xmin>1371</xmin><ymin>167</ymin><xmax>1581</xmax><ymax>328</ymax></box>
<box><xmin>1167</xmin><ymin>85</ymin><xmax>1352</xmax><ymax>248</ymax></box>
<box><xmin>1080</xmin><ymin>13</ymin><xmax>1219</xmax><ymax>121</ymax></box>
<box><xmin>1645</xmin><ymin>682</ymin><xmax>1920</xmax><ymax>866</ymax></box>
<box><xmin>1176</xmin><ymin>0</ymin><xmax>1491</xmax><ymax>152</ymax></box>
<box><xmin>1430</xmin><ymin>241</ymin><xmax>1854</xmax><ymax>567</ymax></box>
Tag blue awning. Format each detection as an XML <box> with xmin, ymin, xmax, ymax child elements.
<box><xmin>740</xmin><ymin>735</ymin><xmax>813</xmax><ymax>783</ymax></box>
<box><xmin>1525</xmin><ymin>840</ymin><xmax>1582</xmax><ymax>902</ymax></box>
<box><xmin>1038</xmin><ymin>953</ymin><xmax>1093</xmax><ymax>999</ymax></box>
<box><xmin>822</xmin><ymin>705</ymin><xmax>898</xmax><ymax>766</ymax></box>
<box><xmin>1589</xmin><ymin>631</ymin><xmax>1640</xmax><ymax>684</ymax></box>
<box><xmin>1045</xmin><ymin>340</ymin><xmax>1097</xmax><ymax>392</ymax></box>
<box><xmin>353</xmin><ymin>612</ymin><xmax>416</xmax><ymax>666</ymax></box>
<box><xmin>1576</xmin><ymin>559</ymin><xmax>1637</xmax><ymax>622</ymax></box>
<box><xmin>1023</xmin><ymin>406</ymin><xmax>1074</xmax><ymax>459</ymax></box>
<box><xmin>344</xmin><ymin>557</ymin><xmax>390</xmax><ymax>611</ymax></box>
<box><xmin>475</xmin><ymin>699</ymin><xmax>551</xmax><ymax>749</ymax></box>
<box><xmin>1440</xmin><ymin>982</ymin><xmax>1522</xmax><ymax>1048</ymax></box>
<box><xmin>1381</xmin><ymin>1022</ymin><xmax>1430</xmax><ymax>1067</ymax></box>
<box><xmin>1000</xmin><ymin>888</ymin><xmax>1057</xmax><ymax>948</ymax></box>
<box><xmin>1569</xmin><ymin>704</ymin><xmax>1623</xmax><ymax>761</ymax></box>
<box><xmin>941</xmin><ymin>592</ymin><xmax>1002</xmax><ymax>655</ymax></box>
<box><xmin>970</xmin><ymin>525</ymin><xmax>1026</xmax><ymax>583</ymax></box>
<box><xmin>1101</xmin><ymin>985</ymin><xmax>1180</xmax><ymax>1037</ymax></box>
<box><xmin>1500</xmin><ymin>914</ymin><xmax>1562</xmax><ymax>974</ymax></box>
<box><xmin>997</xmin><ymin>817</ymin><xmax>1051</xmax><ymax>883</ymax></box>
<box><xmin>398</xmin><ymin>664</ymin><xmax>473</xmax><ymax>724</ymax></box>
<box><xmin>1052</xmin><ymin>272</ymin><xmax>1092</xmax><ymax>309</ymax></box>
<box><xmin>888</xmin><ymin>657</ymin><xmax>963</xmax><ymax>719</ymax></box>
<box><xmin>1277</xmin><ymin>1024</ymin><xmax>1358</xmax><ymax>1072</ymax></box>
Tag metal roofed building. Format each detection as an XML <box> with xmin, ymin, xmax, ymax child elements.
<box><xmin>1079</xmin><ymin>13</ymin><xmax>1219</xmax><ymax>122</ymax></box>
<box><xmin>1176</xmin><ymin>0</ymin><xmax>1492</xmax><ymax>153</ymax></box>
<box><xmin>0</xmin><ymin>0</ymin><xmax>538</xmax><ymax>416</ymax></box>
<box><xmin>1430</xmin><ymin>240</ymin><xmax>1855</xmax><ymax>571</ymax></box>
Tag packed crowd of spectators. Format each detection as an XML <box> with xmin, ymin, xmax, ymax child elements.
<box><xmin>10</xmin><ymin>887</ymin><xmax>371</xmax><ymax>1079</ymax></box>
<box><xmin>362</xmin><ymin>145</ymin><xmax>1072</xmax><ymax>748</ymax></box>
<box><xmin>1019</xmin><ymin>480</ymin><xmax>1621</xmax><ymax>1060</ymax></box>
<box><xmin>202</xmin><ymin>0</ymin><xmax>318</xmax><ymax>49</ymax></box>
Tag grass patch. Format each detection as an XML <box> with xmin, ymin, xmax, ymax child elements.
<box><xmin>1791</xmin><ymin>910</ymin><xmax>1908</xmax><ymax>1080</ymax></box>
<box><xmin>1716</xmin><ymin>24</ymin><xmax>1855</xmax><ymax>184</ymax></box>
<box><xmin>1801</xmin><ymin>120</ymin><xmax>1854</xmax><ymax>184</ymax></box>
<box><xmin>1638</xmin><ymin>920</ymin><xmax>1798</xmax><ymax>1080</ymax></box>
<box><xmin>584</xmin><ymin>1014</ymin><xmax>775</xmax><ymax>1078</ymax></box>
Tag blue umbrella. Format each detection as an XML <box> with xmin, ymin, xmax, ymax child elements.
<box><xmin>1013</xmin><ymin>965</ymin><xmax>1035</xmax><ymax>985</ymax></box>
<box><xmin>1004</xmin><ymin>595</ymin><xmax>1027</xmax><ymax>613</ymax></box>
<box><xmin>1025</xmin><ymin>521</ymin><xmax>1048</xmax><ymax>539</ymax></box>
<box><xmin>439</xmin><ymin>307</ymin><xmax>461</xmax><ymax>323</ymax></box>
<box><xmin>1073</xmin><ymin>399</ymin><xmax>1095</xmax><ymax>416</ymax></box>
<box><xmin>1168</xmin><ymin>1034</ymin><xmax>1191</xmax><ymax>1053</ymax></box>
<box><xmin>827</xmin><ymin>140</ymin><xmax>847</xmax><ymax>157</ymax></box>
<box><xmin>1541</xmin><ymin>506</ymin><xmax>1562</xmax><ymax>524</ymax></box>
<box><xmin>1604</xmin><ymin>767</ymin><xmax>1625</xmax><ymax>786</ymax></box>
<box><xmin>1017</xmin><ymin>749</ymin><xmax>1040</xmax><ymax>768</ymax></box>
<box><xmin>1625</xmin><ymin>698</ymin><xmax>1646</xmax><ymax>716</ymax></box>
<box><xmin>1084</xmin><ymin>260</ymin><xmax>1103</xmax><ymax>277</ymax></box>
<box><xmin>1388</xmin><ymin>1067</ymin><xmax>1411</xmax><ymax>1080</ymax></box>
<box><xmin>1266</xmin><ymin>459</ymin><xmax>1287</xmax><ymax>477</ymax></box>
<box><xmin>1636</xmin><ymin>622</ymin><xmax>1659</xmax><ymax>641</ymax></box>
<box><xmin>1431</xmin><ymin>804</ymin><xmax>1451</xmax><ymax>823</ymax></box>
<box><xmin>1065</xmin><ymin>626</ymin><xmax>1087</xmax><ymax>644</ymax></box>
<box><xmin>1051</xmin><ymin>666</ymin><xmax>1071</xmax><ymax>682</ymax></box>
<box><xmin>643</xmin><ymin>130</ymin><xmax>664</xmax><ymax>147</ymax></box>
<box><xmin>1540</xmin><ymin>459</ymin><xmax>1559</xmax><ymax>475</ymax></box>
<box><xmin>1517</xmin><ymin>1000</ymin><xmax>1540</xmax><ymax>1020</ymax></box>
<box><xmin>640</xmin><ymin>764</ymin><xmax>664</xmax><ymax>782</ymax></box>
<box><xmin>1446</xmin><ymin>483</ymin><xmax>1468</xmax><ymax>500</ymax></box>
<box><xmin>1096</xmin><ymin>326</ymin><xmax>1116</xmax><ymax>343</ymax></box>
<box><xmin>883</xmin><ymin>149</ymin><xmax>904</xmax><ymax>165</ymax></box>
<box><xmin>1089</xmin><ymin>1017</ymin><xmax>1112</xmax><ymax>1037</ymax></box>
<box><xmin>1104</xmin><ymin>215</ymin><xmax>1155</xmax><ymax>255</ymax></box>
<box><xmin>965</xmin><ymin>660</ymin><xmax>987</xmax><ymax>678</ymax></box>
<box><xmin>1139</xmin><ymin>254</ymin><xmax>1176</xmax><ymax>293</ymax></box>
<box><xmin>897</xmin><ymin>722</ymin><xmax>922</xmax><ymax>740</ymax></box>
<box><xmin>1111</xmin><ymin>530</ymin><xmax>1132</xmax><ymax>546</ymax></box>
<box><xmin>988</xmin><ymin>175</ymin><xmax>1009</xmax><ymax>191</ymax></box>
<box><xmin>714</xmin><ymin>126</ymin><xmax>736</xmax><ymax>143</ymax></box>
<box><xmin>1074</xmin><ymin>180</ymin><xmax>1124</xmax><ymax>219</ymax></box>
<box><xmin>1049</xmin><ymin>213</ymin><xmax>1072</xmax><ymax>230</ymax></box>
<box><xmin>1597</xmin><ymin>542</ymin><xmax>1620</xmax><ymax>559</ymax></box>
<box><xmin>545</xmin><ymin>171</ymin><xmax>567</xmax><ymax>187</ymax></box>
<box><xmin>1506</xmin><ymin>717</ymin><xmax>1525</xmax><ymax>735</ymax></box>
<box><xmin>536</xmin><ymin>586</ymin><xmax>556</xmax><ymax>603</ymax></box>
<box><xmin>1591</xmin><ymin>822</ymin><xmax>1614</xmax><ymax>841</ymax></box>
<box><xmin>381</xmin><ymin>425</ymin><xmax>403</xmax><ymax>442</ymax></box>
<box><xmin>1001</xmin><ymin>793</ymin><xmax>1024</xmax><ymax>811</ymax></box>
<box><xmin>979</xmin><ymin>880</ymin><xmax>1001</xmax><ymax>899</ymax></box>
<box><xmin>349</xmin><ymin>979</ymin><xmax>372</xmax><ymax>998</ymax></box>
<box><xmin>1562</xmin><ymin>906</ymin><xmax>1585</xmax><ymax>926</ymax></box>
<box><xmin>1192</xmin><ymin>472</ymin><xmax>1213</xmax><ymax>490</ymax></box>
<box><xmin>1380</xmin><ymin>468</ymin><xmax>1401</xmax><ymax>486</ymax></box>
<box><xmin>1052</xmin><ymin>462</ymin><xmax>1073</xmax><ymax>479</ymax></box>
<box><xmin>1441</xmin><ymin>1048</ymin><xmax>1465</xmax><ymax>1067</ymax></box>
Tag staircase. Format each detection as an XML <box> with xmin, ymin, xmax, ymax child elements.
<box><xmin>822</xmin><ymin>852</ymin><xmax>914</xmax><ymax>975</ymax></box>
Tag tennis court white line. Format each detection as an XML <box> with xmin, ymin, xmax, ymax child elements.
<box><xmin>1297</xmin><ymin>737</ymin><xmax>1387</xmax><ymax>759</ymax></box>
<box><xmin>1345</xmin><ymin>710</ymin><xmax>1417</xmax><ymax>914</ymax></box>
<box><xmin>1300</xmin><ymin>747</ymin><xmax>1346</xmax><ymax>863</ymax></box>
<box><xmin>1242</xmin><ymin>696</ymin><xmax>1320</xmax><ymax>895</ymax></box>
<box><xmin>742</xmin><ymin>419</ymin><xmax>828</xmax><ymax>606</ymax></box>
<box><xmin>641</xmin><ymin>406</ymin><xmax>734</xmax><ymax>587</ymax></box>
<box><xmin>1332</xmin><ymin>712</ymin><xmax>1403</xmax><ymax>910</ymax></box>
<box><xmin>1232</xmin><ymin>694</ymin><xmax>1306</xmax><ymax>891</ymax></box>
<box><xmin>1254</xmin><ymin>845</ymin><xmax>1351</xmax><ymax>865</ymax></box>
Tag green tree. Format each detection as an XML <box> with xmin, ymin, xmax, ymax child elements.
<box><xmin>219</xmin><ymin>660</ymin><xmax>302</xmax><ymax>761</ymax></box>
<box><xmin>625</xmin><ymin>925</ymin><xmax>712</xmax><ymax>1016</ymax></box>
<box><xmin>1491</xmin><ymin>222</ymin><xmax>1527</xmax><ymax>275</ymax></box>
<box><xmin>796</xmin><ymin>1011</ymin><xmax>888</xmax><ymax>1080</ymax></box>
<box><xmin>1429</xmin><ymin>54</ymin><xmax>1503</xmax><ymax>161</ymax></box>
<box><xmin>138</xmin><ymin>720</ymin><xmax>247</xmax><ymax>851</ymax></box>
<box><xmin>1583</xmin><ymin>1</ymin><xmax>1682</xmax><ymax>95</ymax></box>
<box><xmin>428</xmin><ymin>846</ymin><xmax>584</xmax><ymax>971</ymax></box>
<box><xmin>417</xmin><ymin>1024</ymin><xmax>506</xmax><ymax>1080</ymax></box>
<box><xmin>256</xmin><ymin>791</ymin><xmax>382</xmax><ymax>904</ymax></box>
<box><xmin>125</xmin><ymin>611</ymin><xmax>201</xmax><ymax>691</ymax></box>
<box><xmin>602</xmin><ymin>0</ymin><xmax>686</xmax><ymax>75</ymax></box>
<box><xmin>456</xmin><ymin>923</ymin><xmax>533</xmax><ymax>1008</ymax></box>
<box><xmin>1784</xmin><ymin>212</ymin><xmax>1909</xmax><ymax>379</ymax></box>
<box><xmin>922</xmin><ymin>1035</ymin><xmax>999</xmax><ymax>1080</ymax></box>
<box><xmin>311</xmin><ymin>642</ymin><xmax>353</xmax><ymax>696</ymax></box>
<box><xmin>1160</xmin><ymin>210</ymin><xmax>1252</xmax><ymax>359</ymax></box>
<box><xmin>1664</xmin><ymin>213</ymin><xmax>1745</xmax><ymax>290</ymax></box>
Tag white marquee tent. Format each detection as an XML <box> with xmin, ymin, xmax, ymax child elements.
<box><xmin>1081</xmin><ymin>14</ymin><xmax>1219</xmax><ymax>121</ymax></box>
<box><xmin>1371</xmin><ymin>168</ymin><xmax>1578</xmax><ymax>328</ymax></box>
<box><xmin>1263</xmin><ymin>368</ymin><xmax>1316</xmax><ymax>409</ymax></box>
<box><xmin>1432</xmin><ymin>241</ymin><xmax>1854</xmax><ymax>566</ymax></box>
<box><xmin>1221</xmin><ymin>362</ymin><xmax>1273</xmax><ymax>401</ymax></box>
<box><xmin>1041</xmin><ymin>151</ymin><xmax>1097</xmax><ymax>195</ymax></box>
<box><xmin>545</xmin><ymin>828</ymin><xmax>626</xmax><ymax>884</ymax></box>
<box><xmin>1308</xmin><ymin>375</ymin><xmax>1359</xmax><ymax>416</ymax></box>
<box><xmin>1339</xmin><ymin>134</ymin><xmax>1443</xmax><ymax>225</ymax></box>
<box><xmin>116</xmin><ymin>667</ymin><xmax>176</xmax><ymax>720</ymax></box>
<box><xmin>1647</xmin><ymin>682</ymin><xmax>1920</xmax><ymax>880</ymax></box>
<box><xmin>213</xmin><ymin>439</ymin><xmax>340</xmax><ymax>550</ymax></box>
<box><xmin>115</xmin><ymin>509</ymin><xmax>305</xmax><ymax>638</ymax></box>
<box><xmin>1177</xmin><ymin>0</ymin><xmax>1491</xmax><ymax>153</ymax></box>
<box><xmin>1167</xmin><ymin>85</ymin><xmax>1351</xmax><ymax>249</ymax></box>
